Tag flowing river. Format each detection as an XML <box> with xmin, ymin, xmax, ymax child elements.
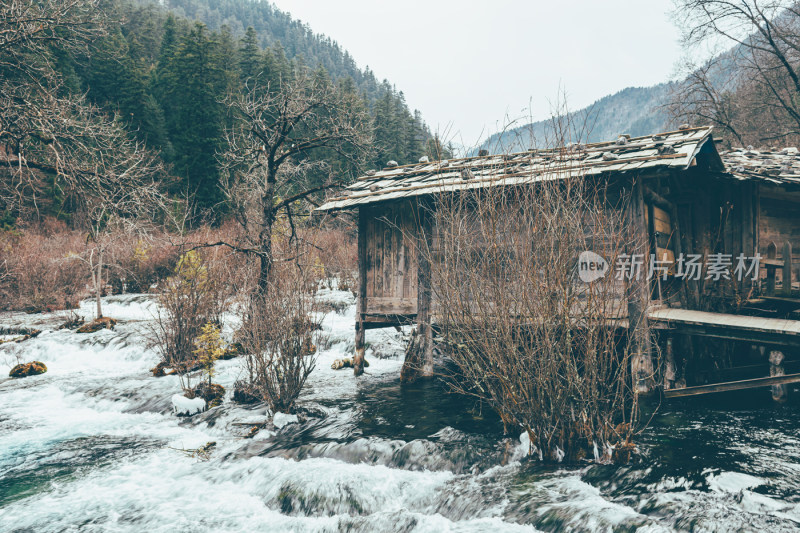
<box><xmin>1</xmin><ymin>287</ymin><xmax>800</xmax><ymax>532</ymax></box>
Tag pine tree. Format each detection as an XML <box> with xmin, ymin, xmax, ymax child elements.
<box><xmin>239</xmin><ymin>26</ymin><xmax>262</xmax><ymax>84</ymax></box>
<box><xmin>163</xmin><ymin>22</ymin><xmax>228</xmax><ymax>215</ymax></box>
<box><xmin>85</xmin><ymin>27</ymin><xmax>169</xmax><ymax>149</ymax></box>
<box><xmin>151</xmin><ymin>13</ymin><xmax>184</xmax><ymax>159</ymax></box>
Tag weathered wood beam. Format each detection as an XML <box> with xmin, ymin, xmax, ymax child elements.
<box><xmin>766</xmin><ymin>242</ymin><xmax>777</xmax><ymax>296</ymax></box>
<box><xmin>782</xmin><ymin>242</ymin><xmax>793</xmax><ymax>297</ymax></box>
<box><xmin>627</xmin><ymin>178</ymin><xmax>655</xmax><ymax>394</ymax></box>
<box><xmin>642</xmin><ymin>185</ymin><xmax>675</xmax><ymax>212</ymax></box>
<box><xmin>364</xmin><ymin>297</ymin><xmax>418</xmax><ymax>315</ymax></box>
<box><xmin>664</xmin><ymin>372</ymin><xmax>800</xmax><ymax>398</ymax></box>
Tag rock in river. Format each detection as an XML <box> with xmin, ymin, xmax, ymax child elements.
<box><xmin>9</xmin><ymin>361</ymin><xmax>47</xmax><ymax>378</ymax></box>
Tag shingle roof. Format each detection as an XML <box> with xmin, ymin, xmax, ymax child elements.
<box><xmin>317</xmin><ymin>126</ymin><xmax>716</xmax><ymax>212</ymax></box>
<box><xmin>721</xmin><ymin>147</ymin><xmax>800</xmax><ymax>186</ymax></box>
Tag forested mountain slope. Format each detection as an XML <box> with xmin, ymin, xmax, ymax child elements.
<box><xmin>40</xmin><ymin>0</ymin><xmax>444</xmax><ymax>217</ymax></box>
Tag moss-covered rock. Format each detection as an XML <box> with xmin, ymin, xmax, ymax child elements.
<box><xmin>612</xmin><ymin>440</ymin><xmax>637</xmax><ymax>464</ymax></box>
<box><xmin>76</xmin><ymin>317</ymin><xmax>117</xmax><ymax>333</ymax></box>
<box><xmin>193</xmin><ymin>382</ymin><xmax>226</xmax><ymax>408</ymax></box>
<box><xmin>0</xmin><ymin>328</ymin><xmax>42</xmax><ymax>345</ymax></box>
<box><xmin>331</xmin><ymin>357</ymin><xmax>368</xmax><ymax>370</ymax></box>
<box><xmin>57</xmin><ymin>315</ymin><xmax>85</xmax><ymax>330</ymax></box>
<box><xmin>9</xmin><ymin>361</ymin><xmax>47</xmax><ymax>378</ymax></box>
<box><xmin>166</xmin><ymin>359</ymin><xmax>202</xmax><ymax>375</ymax></box>
<box><xmin>301</xmin><ymin>336</ymin><xmax>316</xmax><ymax>356</ymax></box>
<box><xmin>150</xmin><ymin>361</ymin><xmax>168</xmax><ymax>377</ymax></box>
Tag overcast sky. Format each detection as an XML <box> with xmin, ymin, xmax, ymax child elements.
<box><xmin>270</xmin><ymin>0</ymin><xmax>682</xmax><ymax>148</ymax></box>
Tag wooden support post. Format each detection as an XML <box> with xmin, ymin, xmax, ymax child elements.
<box><xmin>766</xmin><ymin>242</ymin><xmax>777</xmax><ymax>296</ymax></box>
<box><xmin>669</xmin><ymin>201</ymin><xmax>687</xmax><ymax>308</ymax></box>
<box><xmin>664</xmin><ymin>335</ymin><xmax>676</xmax><ymax>390</ymax></box>
<box><xmin>741</xmin><ymin>183</ymin><xmax>755</xmax><ymax>296</ymax></box>
<box><xmin>769</xmin><ymin>349</ymin><xmax>788</xmax><ymax>403</ymax></box>
<box><xmin>782</xmin><ymin>242</ymin><xmax>793</xmax><ymax>297</ymax></box>
<box><xmin>418</xmin><ymin>245</ymin><xmax>434</xmax><ymax>377</ymax></box>
<box><xmin>628</xmin><ymin>178</ymin><xmax>654</xmax><ymax>394</ymax></box>
<box><xmin>401</xmin><ymin>200</ymin><xmax>434</xmax><ymax>381</ymax></box>
<box><xmin>353</xmin><ymin>208</ymin><xmax>368</xmax><ymax>376</ymax></box>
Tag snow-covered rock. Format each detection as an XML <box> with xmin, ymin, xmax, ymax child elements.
<box><xmin>273</xmin><ymin>412</ymin><xmax>298</xmax><ymax>429</ymax></box>
<box><xmin>171</xmin><ymin>394</ymin><xmax>205</xmax><ymax>416</ymax></box>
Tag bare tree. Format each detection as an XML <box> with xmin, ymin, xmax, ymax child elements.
<box><xmin>218</xmin><ymin>68</ymin><xmax>372</xmax><ymax>294</ymax></box>
<box><xmin>0</xmin><ymin>0</ymin><xmax>109</xmax><ymax>201</ymax></box>
<box><xmin>0</xmin><ymin>1</ymin><xmax>166</xmax><ymax>317</ymax></box>
<box><xmin>0</xmin><ymin>0</ymin><xmax>104</xmax><ymax>82</ymax></box>
<box><xmin>67</xmin><ymin>174</ymin><xmax>164</xmax><ymax>319</ymax></box>
<box><xmin>670</xmin><ymin>0</ymin><xmax>800</xmax><ymax>145</ymax></box>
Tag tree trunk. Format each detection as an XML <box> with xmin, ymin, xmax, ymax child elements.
<box><xmin>96</xmin><ymin>247</ymin><xmax>103</xmax><ymax>319</ymax></box>
<box><xmin>258</xmin><ymin>174</ymin><xmax>277</xmax><ymax>294</ymax></box>
<box><xmin>89</xmin><ymin>248</ymin><xmax>103</xmax><ymax>319</ymax></box>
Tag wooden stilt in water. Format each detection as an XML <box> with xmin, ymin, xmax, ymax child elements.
<box><xmin>627</xmin><ymin>178</ymin><xmax>654</xmax><ymax>394</ymax></box>
<box><xmin>664</xmin><ymin>336</ymin><xmax>676</xmax><ymax>390</ymax></box>
<box><xmin>402</xmin><ymin>200</ymin><xmax>433</xmax><ymax>381</ymax></box>
<box><xmin>769</xmin><ymin>350</ymin><xmax>788</xmax><ymax>402</ymax></box>
<box><xmin>353</xmin><ymin>208</ymin><xmax>368</xmax><ymax>376</ymax></box>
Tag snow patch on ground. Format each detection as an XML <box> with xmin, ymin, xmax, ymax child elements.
<box><xmin>273</xmin><ymin>412</ymin><xmax>298</xmax><ymax>428</ymax></box>
<box><xmin>171</xmin><ymin>394</ymin><xmax>205</xmax><ymax>416</ymax></box>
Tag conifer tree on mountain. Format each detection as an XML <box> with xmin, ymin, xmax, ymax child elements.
<box><xmin>85</xmin><ymin>27</ymin><xmax>168</xmax><ymax>149</ymax></box>
<box><xmin>151</xmin><ymin>13</ymin><xmax>182</xmax><ymax>161</ymax></box>
<box><xmin>160</xmin><ymin>22</ymin><xmax>228</xmax><ymax>216</ymax></box>
<box><xmin>239</xmin><ymin>26</ymin><xmax>263</xmax><ymax>84</ymax></box>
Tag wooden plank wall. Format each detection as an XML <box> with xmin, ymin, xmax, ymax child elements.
<box><xmin>363</xmin><ymin>199</ymin><xmax>419</xmax><ymax>316</ymax></box>
<box><xmin>759</xmin><ymin>185</ymin><xmax>800</xmax><ymax>293</ymax></box>
<box><xmin>654</xmin><ymin>171</ymin><xmax>758</xmax><ymax>311</ymax></box>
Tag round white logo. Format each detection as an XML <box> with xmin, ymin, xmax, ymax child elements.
<box><xmin>578</xmin><ymin>250</ymin><xmax>609</xmax><ymax>283</ymax></box>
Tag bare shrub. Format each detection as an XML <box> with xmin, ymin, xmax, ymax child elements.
<box><xmin>427</xmin><ymin>171</ymin><xmax>652</xmax><ymax>463</ymax></box>
<box><xmin>150</xmin><ymin>250</ymin><xmax>229</xmax><ymax>382</ymax></box>
<box><xmin>115</xmin><ymin>233</ymin><xmax>180</xmax><ymax>294</ymax></box>
<box><xmin>237</xmin><ymin>263</ymin><xmax>324</xmax><ymax>414</ymax></box>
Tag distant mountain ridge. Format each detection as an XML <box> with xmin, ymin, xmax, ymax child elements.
<box><xmin>479</xmin><ymin>83</ymin><xmax>674</xmax><ymax>154</ymax></box>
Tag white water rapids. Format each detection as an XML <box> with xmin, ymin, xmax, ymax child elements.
<box><xmin>2</xmin><ymin>288</ymin><xmax>800</xmax><ymax>532</ymax></box>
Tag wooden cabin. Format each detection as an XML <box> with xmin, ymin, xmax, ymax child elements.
<box><xmin>317</xmin><ymin>126</ymin><xmax>800</xmax><ymax>398</ymax></box>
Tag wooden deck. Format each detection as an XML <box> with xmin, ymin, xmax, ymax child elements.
<box><xmin>650</xmin><ymin>308</ymin><xmax>800</xmax><ymax>398</ymax></box>
<box><xmin>649</xmin><ymin>308</ymin><xmax>800</xmax><ymax>347</ymax></box>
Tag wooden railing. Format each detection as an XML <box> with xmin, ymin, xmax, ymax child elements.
<box><xmin>763</xmin><ymin>241</ymin><xmax>794</xmax><ymax>297</ymax></box>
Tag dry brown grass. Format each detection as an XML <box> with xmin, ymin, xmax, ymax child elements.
<box><xmin>0</xmin><ymin>215</ymin><xmax>354</xmax><ymax>316</ymax></box>
<box><xmin>0</xmin><ymin>219</ymin><xmax>88</xmax><ymax>312</ymax></box>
